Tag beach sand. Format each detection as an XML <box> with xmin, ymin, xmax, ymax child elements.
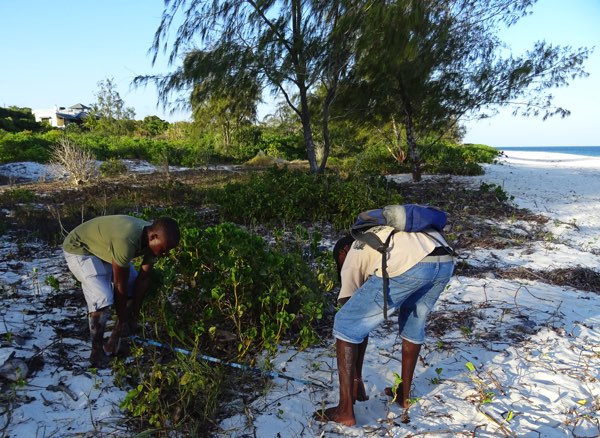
<box><xmin>1</xmin><ymin>152</ymin><xmax>599</xmax><ymax>437</ymax></box>
<box><xmin>465</xmin><ymin>151</ymin><xmax>600</xmax><ymax>254</ymax></box>
<box><xmin>220</xmin><ymin>151</ymin><xmax>600</xmax><ymax>437</ymax></box>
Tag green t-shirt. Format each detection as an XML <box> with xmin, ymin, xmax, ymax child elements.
<box><xmin>63</xmin><ymin>215</ymin><xmax>154</xmax><ymax>267</ymax></box>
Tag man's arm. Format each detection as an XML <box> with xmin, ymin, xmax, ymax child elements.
<box><xmin>112</xmin><ymin>261</ymin><xmax>131</xmax><ymax>324</ymax></box>
<box><xmin>130</xmin><ymin>261</ymin><xmax>153</xmax><ymax>322</ymax></box>
<box><xmin>106</xmin><ymin>260</ymin><xmax>149</xmax><ymax>355</ymax></box>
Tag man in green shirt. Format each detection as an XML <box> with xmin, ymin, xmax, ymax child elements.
<box><xmin>63</xmin><ymin>215</ymin><xmax>180</xmax><ymax>367</ymax></box>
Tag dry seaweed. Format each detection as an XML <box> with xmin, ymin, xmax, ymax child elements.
<box><xmin>456</xmin><ymin>263</ymin><xmax>600</xmax><ymax>294</ymax></box>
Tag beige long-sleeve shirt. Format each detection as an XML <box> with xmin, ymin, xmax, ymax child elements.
<box><xmin>338</xmin><ymin>226</ymin><xmax>448</xmax><ymax>300</ymax></box>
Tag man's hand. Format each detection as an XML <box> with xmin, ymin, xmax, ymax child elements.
<box><xmin>130</xmin><ymin>262</ymin><xmax>153</xmax><ymax>321</ymax></box>
<box><xmin>104</xmin><ymin>320</ymin><xmax>131</xmax><ymax>356</ymax></box>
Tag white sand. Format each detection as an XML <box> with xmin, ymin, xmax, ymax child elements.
<box><xmin>1</xmin><ymin>152</ymin><xmax>599</xmax><ymax>437</ymax></box>
<box><xmin>220</xmin><ymin>151</ymin><xmax>600</xmax><ymax>437</ymax></box>
<box><xmin>466</xmin><ymin>151</ymin><xmax>600</xmax><ymax>253</ymax></box>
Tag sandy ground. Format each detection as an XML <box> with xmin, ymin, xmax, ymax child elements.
<box><xmin>1</xmin><ymin>151</ymin><xmax>599</xmax><ymax>437</ymax></box>
<box><xmin>219</xmin><ymin>151</ymin><xmax>600</xmax><ymax>437</ymax></box>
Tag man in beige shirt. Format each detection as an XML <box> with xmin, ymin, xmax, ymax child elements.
<box><xmin>315</xmin><ymin>226</ymin><xmax>454</xmax><ymax>426</ymax></box>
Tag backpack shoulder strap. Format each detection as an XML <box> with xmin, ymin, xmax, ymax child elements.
<box><xmin>349</xmin><ymin>226</ymin><xmax>396</xmax><ymax>320</ymax></box>
<box><xmin>350</xmin><ymin>228</ymin><xmax>386</xmax><ymax>252</ymax></box>
<box><xmin>380</xmin><ymin>230</ymin><xmax>396</xmax><ymax>320</ymax></box>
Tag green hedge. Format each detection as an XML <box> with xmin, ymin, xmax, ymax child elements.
<box><xmin>0</xmin><ymin>131</ymin><xmax>54</xmax><ymax>163</ymax></box>
<box><xmin>206</xmin><ymin>166</ymin><xmax>403</xmax><ymax>230</ymax></box>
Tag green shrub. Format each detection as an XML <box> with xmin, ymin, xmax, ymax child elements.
<box><xmin>44</xmin><ymin>275</ymin><xmax>60</xmax><ymax>292</ymax></box>
<box><xmin>419</xmin><ymin>142</ymin><xmax>499</xmax><ymax>175</ymax></box>
<box><xmin>479</xmin><ymin>182</ymin><xmax>513</xmax><ymax>202</ymax></box>
<box><xmin>460</xmin><ymin>143</ymin><xmax>500</xmax><ymax>163</ymax></box>
<box><xmin>207</xmin><ymin>166</ymin><xmax>402</xmax><ymax>230</ymax></box>
<box><xmin>145</xmin><ymin>220</ymin><xmax>328</xmax><ymax>355</ymax></box>
<box><xmin>256</xmin><ymin>128</ymin><xmax>304</xmax><ymax>161</ymax></box>
<box><xmin>336</xmin><ymin>141</ymin><xmax>499</xmax><ymax>177</ymax></box>
<box><xmin>341</xmin><ymin>142</ymin><xmax>410</xmax><ymax>176</ymax></box>
<box><xmin>0</xmin><ymin>107</ymin><xmax>46</xmax><ymax>133</ymax></box>
<box><xmin>116</xmin><ymin>209</ymin><xmax>333</xmax><ymax>433</ymax></box>
<box><xmin>0</xmin><ymin>131</ymin><xmax>52</xmax><ymax>163</ymax></box>
<box><xmin>55</xmin><ymin>133</ymin><xmax>191</xmax><ymax>165</ymax></box>
<box><xmin>99</xmin><ymin>158</ymin><xmax>128</xmax><ymax>177</ymax></box>
<box><xmin>116</xmin><ymin>342</ymin><xmax>223</xmax><ymax>432</ymax></box>
<box><xmin>0</xmin><ymin>188</ymin><xmax>38</xmax><ymax>205</ymax></box>
<box><xmin>225</xmin><ymin>126</ymin><xmax>305</xmax><ymax>162</ymax></box>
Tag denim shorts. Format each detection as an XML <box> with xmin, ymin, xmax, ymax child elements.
<box><xmin>64</xmin><ymin>251</ymin><xmax>138</xmax><ymax>313</ymax></box>
<box><xmin>333</xmin><ymin>256</ymin><xmax>454</xmax><ymax>345</ymax></box>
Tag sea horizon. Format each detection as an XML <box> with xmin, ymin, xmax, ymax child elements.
<box><xmin>493</xmin><ymin>145</ymin><xmax>600</xmax><ymax>158</ymax></box>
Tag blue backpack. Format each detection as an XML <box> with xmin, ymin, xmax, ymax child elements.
<box><xmin>349</xmin><ymin>204</ymin><xmax>453</xmax><ymax>319</ymax></box>
<box><xmin>351</xmin><ymin>204</ymin><xmax>447</xmax><ymax>246</ymax></box>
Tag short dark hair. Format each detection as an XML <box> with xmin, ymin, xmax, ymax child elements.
<box><xmin>151</xmin><ymin>217</ymin><xmax>181</xmax><ymax>246</ymax></box>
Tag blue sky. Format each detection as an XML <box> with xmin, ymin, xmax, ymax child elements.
<box><xmin>1</xmin><ymin>0</ymin><xmax>598</xmax><ymax>146</ymax></box>
<box><xmin>0</xmin><ymin>1</ymin><xmax>186</xmax><ymax>122</ymax></box>
<box><xmin>462</xmin><ymin>0</ymin><xmax>600</xmax><ymax>147</ymax></box>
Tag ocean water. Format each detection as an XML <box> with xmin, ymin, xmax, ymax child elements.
<box><xmin>495</xmin><ymin>146</ymin><xmax>600</xmax><ymax>158</ymax></box>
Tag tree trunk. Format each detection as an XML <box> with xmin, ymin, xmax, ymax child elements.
<box><xmin>318</xmin><ymin>110</ymin><xmax>330</xmax><ymax>174</ymax></box>
<box><xmin>318</xmin><ymin>88</ymin><xmax>335</xmax><ymax>174</ymax></box>
<box><xmin>290</xmin><ymin>0</ymin><xmax>318</xmax><ymax>174</ymax></box>
<box><xmin>222</xmin><ymin>119</ymin><xmax>231</xmax><ymax>154</ymax></box>
<box><xmin>398</xmin><ymin>77</ymin><xmax>421</xmax><ymax>181</ymax></box>
<box><xmin>404</xmin><ymin>110</ymin><xmax>422</xmax><ymax>182</ymax></box>
<box><xmin>386</xmin><ymin>116</ymin><xmax>406</xmax><ymax>163</ymax></box>
<box><xmin>298</xmin><ymin>86</ymin><xmax>318</xmax><ymax>173</ymax></box>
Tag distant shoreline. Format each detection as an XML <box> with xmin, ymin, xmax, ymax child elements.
<box><xmin>493</xmin><ymin>145</ymin><xmax>600</xmax><ymax>158</ymax></box>
<box><xmin>493</xmin><ymin>150</ymin><xmax>600</xmax><ymax>169</ymax></box>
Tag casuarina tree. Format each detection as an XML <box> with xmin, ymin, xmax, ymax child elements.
<box><xmin>135</xmin><ymin>0</ymin><xmax>359</xmax><ymax>174</ymax></box>
<box><xmin>136</xmin><ymin>0</ymin><xmax>590</xmax><ymax>179</ymax></box>
<box><xmin>339</xmin><ymin>0</ymin><xmax>591</xmax><ymax>180</ymax></box>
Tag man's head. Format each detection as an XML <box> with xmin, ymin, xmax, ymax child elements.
<box><xmin>333</xmin><ymin>234</ymin><xmax>355</xmax><ymax>281</ymax></box>
<box><xmin>147</xmin><ymin>217</ymin><xmax>181</xmax><ymax>257</ymax></box>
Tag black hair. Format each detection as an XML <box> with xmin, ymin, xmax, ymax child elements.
<box><xmin>332</xmin><ymin>234</ymin><xmax>355</xmax><ymax>281</ymax></box>
<box><xmin>152</xmin><ymin>217</ymin><xmax>181</xmax><ymax>245</ymax></box>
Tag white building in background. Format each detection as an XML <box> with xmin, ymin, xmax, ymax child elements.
<box><xmin>32</xmin><ymin>103</ymin><xmax>90</xmax><ymax>128</ymax></box>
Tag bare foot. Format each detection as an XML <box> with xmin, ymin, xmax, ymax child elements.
<box><xmin>400</xmin><ymin>410</ymin><xmax>411</xmax><ymax>424</ymax></box>
<box><xmin>313</xmin><ymin>406</ymin><xmax>356</xmax><ymax>426</ymax></box>
<box><xmin>384</xmin><ymin>387</ymin><xmax>410</xmax><ymax>409</ymax></box>
<box><xmin>353</xmin><ymin>378</ymin><xmax>369</xmax><ymax>402</ymax></box>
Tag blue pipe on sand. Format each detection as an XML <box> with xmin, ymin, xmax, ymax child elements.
<box><xmin>130</xmin><ymin>335</ymin><xmax>331</xmax><ymax>390</ymax></box>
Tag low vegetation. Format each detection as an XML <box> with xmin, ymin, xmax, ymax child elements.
<box><xmin>0</xmin><ymin>105</ymin><xmax>542</xmax><ymax>435</ymax></box>
<box><xmin>0</xmin><ymin>0</ymin><xmax>594</xmax><ymax>428</ymax></box>
<box><xmin>4</xmin><ymin>156</ymin><xmax>584</xmax><ymax>435</ymax></box>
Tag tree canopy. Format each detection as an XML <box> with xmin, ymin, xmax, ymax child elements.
<box><xmin>339</xmin><ymin>0</ymin><xmax>591</xmax><ymax>180</ymax></box>
<box><xmin>87</xmin><ymin>78</ymin><xmax>137</xmax><ymax>135</ymax></box>
<box><xmin>136</xmin><ymin>0</ymin><xmax>591</xmax><ymax>177</ymax></box>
